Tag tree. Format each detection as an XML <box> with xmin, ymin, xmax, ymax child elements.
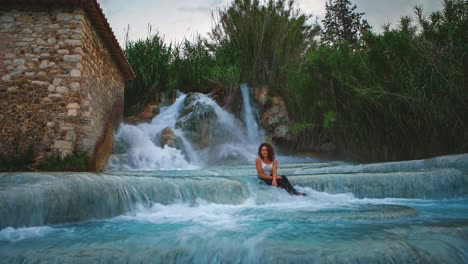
<box><xmin>321</xmin><ymin>0</ymin><xmax>371</xmax><ymax>48</ymax></box>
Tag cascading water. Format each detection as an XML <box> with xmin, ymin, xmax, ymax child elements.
<box><xmin>107</xmin><ymin>91</ymin><xmax>260</xmax><ymax>170</ymax></box>
<box><xmin>107</xmin><ymin>93</ymin><xmax>196</xmax><ymax>170</ymax></box>
<box><xmin>240</xmin><ymin>83</ymin><xmax>263</xmax><ymax>144</ymax></box>
<box><xmin>1</xmin><ymin>91</ymin><xmax>467</xmax><ymax>263</ymax></box>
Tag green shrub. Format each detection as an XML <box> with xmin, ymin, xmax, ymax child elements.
<box><xmin>0</xmin><ymin>145</ymin><xmax>35</xmax><ymax>172</ymax></box>
<box><xmin>38</xmin><ymin>152</ymin><xmax>90</xmax><ymax>172</ymax></box>
<box><xmin>323</xmin><ymin>111</ymin><xmax>336</xmax><ymax>129</ymax></box>
<box><xmin>0</xmin><ymin>146</ymin><xmax>89</xmax><ymax>172</ymax></box>
<box><xmin>291</xmin><ymin>123</ymin><xmax>314</xmax><ymax>135</ymax></box>
<box><xmin>124</xmin><ymin>31</ymin><xmax>172</xmax><ymax>116</ymax></box>
<box><xmin>285</xmin><ymin>0</ymin><xmax>467</xmax><ymax>161</ymax></box>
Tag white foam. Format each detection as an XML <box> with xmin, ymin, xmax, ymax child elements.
<box><xmin>117</xmin><ymin>188</ymin><xmax>366</xmax><ymax>230</ymax></box>
<box><xmin>121</xmin><ymin>199</ymin><xmax>247</xmax><ymax>230</ymax></box>
<box><xmin>0</xmin><ymin>226</ymin><xmax>55</xmax><ymax>242</ymax></box>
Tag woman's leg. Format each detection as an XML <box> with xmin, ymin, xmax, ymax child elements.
<box><xmin>261</xmin><ymin>177</ymin><xmax>305</xmax><ymax>196</ymax></box>
<box><xmin>276</xmin><ymin>176</ymin><xmax>293</xmax><ymax>194</ymax></box>
<box><xmin>262</xmin><ymin>179</ymin><xmax>273</xmax><ymax>185</ymax></box>
<box><xmin>261</xmin><ymin>178</ymin><xmax>293</xmax><ymax>194</ymax></box>
<box><xmin>280</xmin><ymin>176</ymin><xmax>305</xmax><ymax>195</ymax></box>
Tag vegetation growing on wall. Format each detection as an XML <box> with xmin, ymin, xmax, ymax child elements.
<box><xmin>37</xmin><ymin>153</ymin><xmax>90</xmax><ymax>172</ymax></box>
<box><xmin>0</xmin><ymin>146</ymin><xmax>90</xmax><ymax>172</ymax></box>
<box><xmin>0</xmin><ymin>145</ymin><xmax>35</xmax><ymax>172</ymax></box>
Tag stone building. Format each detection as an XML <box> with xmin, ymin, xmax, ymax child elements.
<box><xmin>0</xmin><ymin>0</ymin><xmax>135</xmax><ymax>170</ymax></box>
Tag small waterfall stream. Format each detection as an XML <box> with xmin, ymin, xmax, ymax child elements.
<box><xmin>240</xmin><ymin>83</ymin><xmax>263</xmax><ymax>144</ymax></box>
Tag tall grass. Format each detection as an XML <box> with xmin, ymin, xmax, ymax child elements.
<box><xmin>124</xmin><ymin>32</ymin><xmax>240</xmax><ymax>115</ymax></box>
<box><xmin>123</xmin><ymin>32</ymin><xmax>172</xmax><ymax>116</ymax></box>
<box><xmin>169</xmin><ymin>36</ymin><xmax>216</xmax><ymax>93</ymax></box>
<box><xmin>210</xmin><ymin>0</ymin><xmax>316</xmax><ymax>87</ymax></box>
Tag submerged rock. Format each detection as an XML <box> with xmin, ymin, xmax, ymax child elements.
<box><xmin>112</xmin><ymin>139</ymin><xmax>130</xmax><ymax>154</ymax></box>
<box><xmin>309</xmin><ymin>204</ymin><xmax>418</xmax><ymax>220</ymax></box>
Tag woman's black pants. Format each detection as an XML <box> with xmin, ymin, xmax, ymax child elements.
<box><xmin>261</xmin><ymin>175</ymin><xmax>301</xmax><ymax>195</ymax></box>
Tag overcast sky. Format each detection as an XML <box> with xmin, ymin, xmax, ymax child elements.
<box><xmin>99</xmin><ymin>0</ymin><xmax>443</xmax><ymax>48</ymax></box>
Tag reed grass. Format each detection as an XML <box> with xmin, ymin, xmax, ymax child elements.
<box><xmin>210</xmin><ymin>0</ymin><xmax>316</xmax><ymax>86</ymax></box>
<box><xmin>123</xmin><ymin>32</ymin><xmax>173</xmax><ymax>116</ymax></box>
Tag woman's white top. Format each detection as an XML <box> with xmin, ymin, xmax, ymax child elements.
<box><xmin>260</xmin><ymin>159</ymin><xmax>274</xmax><ymax>176</ymax></box>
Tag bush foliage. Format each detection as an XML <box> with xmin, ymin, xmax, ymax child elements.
<box><xmin>122</xmin><ymin>0</ymin><xmax>467</xmax><ymax>162</ymax></box>
<box><xmin>0</xmin><ymin>146</ymin><xmax>90</xmax><ymax>172</ymax></box>
<box><xmin>289</xmin><ymin>0</ymin><xmax>467</xmax><ymax>161</ymax></box>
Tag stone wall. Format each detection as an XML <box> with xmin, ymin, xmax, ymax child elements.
<box><xmin>80</xmin><ymin>9</ymin><xmax>124</xmax><ymax>170</ymax></box>
<box><xmin>0</xmin><ymin>5</ymin><xmax>125</xmax><ymax>170</ymax></box>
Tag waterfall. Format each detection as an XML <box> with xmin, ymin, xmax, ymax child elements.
<box><xmin>0</xmin><ymin>172</ymin><xmax>249</xmax><ymax>229</ymax></box>
<box><xmin>240</xmin><ymin>83</ymin><xmax>262</xmax><ymax>144</ymax></box>
<box><xmin>289</xmin><ymin>153</ymin><xmax>468</xmax><ymax>198</ymax></box>
<box><xmin>106</xmin><ymin>94</ymin><xmax>196</xmax><ymax>171</ymax></box>
<box><xmin>107</xmin><ymin>91</ymin><xmax>267</xmax><ymax>170</ymax></box>
<box><xmin>292</xmin><ymin>168</ymin><xmax>467</xmax><ymax>199</ymax></box>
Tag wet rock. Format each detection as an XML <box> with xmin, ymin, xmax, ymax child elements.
<box><xmin>319</xmin><ymin>142</ymin><xmax>336</xmax><ymax>153</ymax></box>
<box><xmin>125</xmin><ymin>104</ymin><xmax>159</xmax><ymax>125</ymax></box>
<box><xmin>253</xmin><ymin>86</ymin><xmax>292</xmax><ymax>142</ymax></box>
<box><xmin>254</xmin><ymin>85</ymin><xmax>268</xmax><ymax>106</ymax></box>
<box><xmin>176</xmin><ymin>93</ymin><xmax>218</xmax><ymax>148</ymax></box>
<box><xmin>160</xmin><ymin>127</ymin><xmax>177</xmax><ymax>147</ymax></box>
<box><xmin>112</xmin><ymin>139</ymin><xmax>130</xmax><ymax>154</ymax></box>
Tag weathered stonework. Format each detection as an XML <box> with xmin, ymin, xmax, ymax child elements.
<box><xmin>0</xmin><ymin>2</ymin><xmax>134</xmax><ymax>171</ymax></box>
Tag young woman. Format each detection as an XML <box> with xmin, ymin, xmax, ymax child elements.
<box><xmin>255</xmin><ymin>142</ymin><xmax>305</xmax><ymax>196</ymax></box>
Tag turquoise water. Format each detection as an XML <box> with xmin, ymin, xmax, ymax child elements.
<box><xmin>1</xmin><ymin>154</ymin><xmax>467</xmax><ymax>263</ymax></box>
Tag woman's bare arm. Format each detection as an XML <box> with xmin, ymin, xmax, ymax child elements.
<box><xmin>271</xmin><ymin>160</ymin><xmax>279</xmax><ymax>186</ymax></box>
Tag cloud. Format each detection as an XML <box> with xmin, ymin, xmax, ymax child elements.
<box><xmin>98</xmin><ymin>0</ymin><xmax>445</xmax><ymax>46</ymax></box>
<box><xmin>178</xmin><ymin>0</ymin><xmax>227</xmax><ymax>13</ymax></box>
<box><xmin>352</xmin><ymin>0</ymin><xmax>443</xmax><ymax>30</ymax></box>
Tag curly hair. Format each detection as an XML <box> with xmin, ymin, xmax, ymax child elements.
<box><xmin>258</xmin><ymin>142</ymin><xmax>275</xmax><ymax>161</ymax></box>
